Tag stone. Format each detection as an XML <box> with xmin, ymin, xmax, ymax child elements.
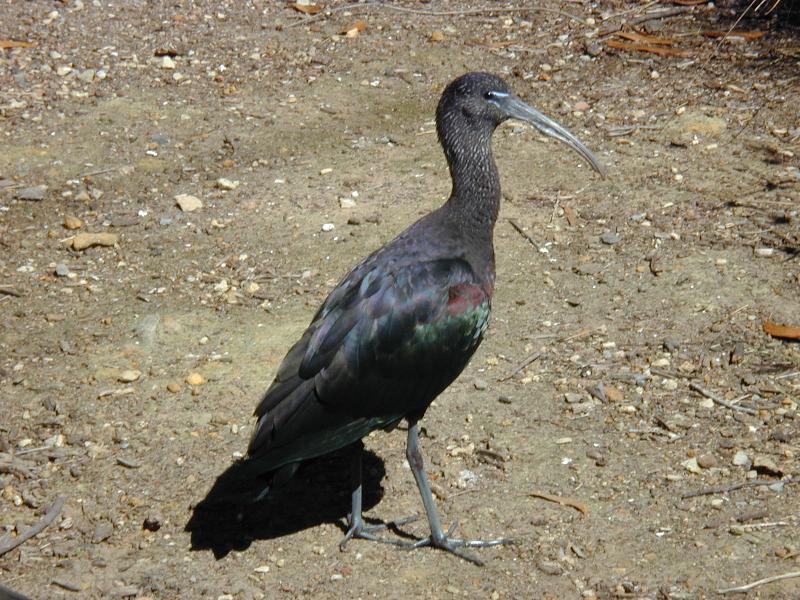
<box><xmin>17</xmin><ymin>185</ymin><xmax>47</xmax><ymax>201</ymax></box>
<box><xmin>186</xmin><ymin>372</ymin><xmax>205</xmax><ymax>386</ymax></box>
<box><xmin>175</xmin><ymin>193</ymin><xmax>202</xmax><ymax>212</ymax></box>
<box><xmin>118</xmin><ymin>369</ymin><xmax>141</xmax><ymax>382</ymax></box>
<box><xmin>63</xmin><ymin>214</ymin><xmax>83</xmax><ymax>229</ymax></box>
<box><xmin>78</xmin><ymin>69</ymin><xmax>95</xmax><ymax>83</ymax></box>
<box><xmin>600</xmin><ymin>232</ymin><xmax>620</xmax><ymax>245</ymax></box>
<box><xmin>732</xmin><ymin>450</ymin><xmax>750</xmax><ymax>467</ymax></box>
<box><xmin>160</xmin><ymin>56</ymin><xmax>176</xmax><ymax>69</ymax></box>
<box><xmin>215</xmin><ymin>177</ymin><xmax>239</xmax><ymax>190</ymax></box>
<box><xmin>697</xmin><ymin>453</ymin><xmax>717</xmax><ymax>469</ymax></box>
<box><xmin>69</xmin><ymin>232</ymin><xmax>118</xmax><ymax>250</ymax></box>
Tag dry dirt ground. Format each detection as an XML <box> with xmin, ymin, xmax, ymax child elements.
<box><xmin>1</xmin><ymin>1</ymin><xmax>799</xmax><ymax>599</ymax></box>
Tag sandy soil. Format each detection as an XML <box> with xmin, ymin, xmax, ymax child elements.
<box><xmin>1</xmin><ymin>1</ymin><xmax>799</xmax><ymax>598</ymax></box>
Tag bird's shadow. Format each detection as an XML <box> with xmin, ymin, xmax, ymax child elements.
<box><xmin>185</xmin><ymin>448</ymin><xmax>385</xmax><ymax>559</ymax></box>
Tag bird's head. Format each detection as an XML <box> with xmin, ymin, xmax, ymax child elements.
<box><xmin>437</xmin><ymin>72</ymin><xmax>605</xmax><ymax>177</ymax></box>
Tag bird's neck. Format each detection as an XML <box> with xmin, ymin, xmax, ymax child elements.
<box><xmin>441</xmin><ymin>130</ymin><xmax>501</xmax><ymax>241</ymax></box>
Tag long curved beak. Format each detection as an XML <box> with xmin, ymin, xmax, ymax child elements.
<box><xmin>492</xmin><ymin>93</ymin><xmax>606</xmax><ymax>178</ymax></box>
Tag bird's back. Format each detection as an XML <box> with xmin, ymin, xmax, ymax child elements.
<box><xmin>246</xmin><ymin>209</ymin><xmax>494</xmax><ymax>474</ymax></box>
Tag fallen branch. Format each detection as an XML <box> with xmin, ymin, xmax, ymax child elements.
<box><xmin>0</xmin><ymin>496</ymin><xmax>66</xmax><ymax>557</ymax></box>
<box><xmin>531</xmin><ymin>491</ymin><xmax>589</xmax><ymax>515</ymax></box>
<box><xmin>718</xmin><ymin>571</ymin><xmax>800</xmax><ymax>595</ymax></box>
<box><xmin>682</xmin><ymin>477</ymin><xmax>799</xmax><ymax>499</ymax></box>
<box><xmin>688</xmin><ymin>382</ymin><xmax>759</xmax><ymax>415</ymax></box>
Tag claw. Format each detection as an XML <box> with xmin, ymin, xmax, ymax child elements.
<box><xmin>340</xmin><ymin>514</ymin><xmax>420</xmax><ymax>550</ymax></box>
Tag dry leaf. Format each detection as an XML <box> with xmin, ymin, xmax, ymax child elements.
<box><xmin>605</xmin><ymin>39</ymin><xmax>691</xmax><ymax>57</ymax></box>
<box><xmin>0</xmin><ymin>39</ymin><xmax>36</xmax><ymax>49</ymax></box>
<box><xmin>531</xmin><ymin>491</ymin><xmax>589</xmax><ymax>515</ymax></box>
<box><xmin>763</xmin><ymin>319</ymin><xmax>800</xmax><ymax>340</ymax></box>
<box><xmin>563</xmin><ymin>204</ymin><xmax>579</xmax><ymax>227</ymax></box>
<box><xmin>291</xmin><ymin>2</ymin><xmax>322</xmax><ymax>14</ymax></box>
<box><xmin>615</xmin><ymin>31</ymin><xmax>675</xmax><ymax>46</ymax></box>
<box><xmin>702</xmin><ymin>30</ymin><xmax>766</xmax><ymax>40</ymax></box>
<box><xmin>342</xmin><ymin>20</ymin><xmax>367</xmax><ymax>37</ymax></box>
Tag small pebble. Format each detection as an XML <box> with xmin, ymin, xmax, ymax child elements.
<box><xmin>166</xmin><ymin>381</ymin><xmax>181</xmax><ymax>393</ymax></box>
<box><xmin>732</xmin><ymin>450</ymin><xmax>750</xmax><ymax>467</ymax></box>
<box><xmin>662</xmin><ymin>379</ymin><xmax>678</xmax><ymax>391</ymax></box>
<box><xmin>118</xmin><ymin>369</ymin><xmax>141</xmax><ymax>383</ymax></box>
<box><xmin>69</xmin><ymin>232</ymin><xmax>118</xmax><ymax>250</ymax></box>
<box><xmin>473</xmin><ymin>378</ymin><xmax>487</xmax><ymax>390</ymax></box>
<box><xmin>216</xmin><ymin>177</ymin><xmax>239</xmax><ymax>190</ymax></box>
<box><xmin>321</xmin><ymin>223</ymin><xmax>335</xmax><ymax>232</ymax></box>
<box><xmin>78</xmin><ymin>69</ymin><xmax>95</xmax><ymax>83</ymax></box>
<box><xmin>186</xmin><ymin>372</ymin><xmax>205</xmax><ymax>386</ymax></box>
<box><xmin>697</xmin><ymin>453</ymin><xmax>717</xmax><ymax>469</ymax></box>
<box><xmin>55</xmin><ymin>263</ymin><xmax>70</xmax><ymax>277</ymax></box>
<box><xmin>681</xmin><ymin>457</ymin><xmax>701</xmax><ymax>474</ymax></box>
<box><xmin>63</xmin><ymin>214</ymin><xmax>83</xmax><ymax>229</ymax></box>
<box><xmin>92</xmin><ymin>522</ymin><xmax>113</xmax><ymax>543</ymax></box>
<box><xmin>160</xmin><ymin>56</ymin><xmax>176</xmax><ymax>69</ymax></box>
<box><xmin>600</xmin><ymin>232</ymin><xmax>620</xmax><ymax>245</ymax></box>
<box><xmin>175</xmin><ymin>193</ymin><xmax>202</xmax><ymax>212</ymax></box>
<box><xmin>17</xmin><ymin>186</ymin><xmax>47</xmax><ymax>201</ymax></box>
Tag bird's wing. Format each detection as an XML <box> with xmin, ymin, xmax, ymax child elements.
<box><xmin>247</xmin><ymin>256</ymin><xmax>490</xmax><ymax>468</ymax></box>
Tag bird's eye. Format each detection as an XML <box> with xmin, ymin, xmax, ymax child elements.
<box><xmin>485</xmin><ymin>90</ymin><xmax>508</xmax><ymax>101</ymax></box>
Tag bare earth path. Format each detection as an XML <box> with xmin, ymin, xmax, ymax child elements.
<box><xmin>1</xmin><ymin>2</ymin><xmax>798</xmax><ymax>598</ymax></box>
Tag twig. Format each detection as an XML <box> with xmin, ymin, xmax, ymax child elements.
<box><xmin>51</xmin><ymin>579</ymin><xmax>82</xmax><ymax>592</ymax></box>
<box><xmin>498</xmin><ymin>352</ymin><xmax>542</xmax><ymax>381</ymax></box>
<box><xmin>508</xmin><ymin>218</ymin><xmax>541</xmax><ymax>250</ymax></box>
<box><xmin>599</xmin><ymin>6</ymin><xmax>697</xmax><ymax>37</ymax></box>
<box><xmin>688</xmin><ymin>382</ymin><xmax>759</xmax><ymax>415</ymax></box>
<box><xmin>0</xmin><ymin>496</ymin><xmax>66</xmax><ymax>557</ymax></box>
<box><xmin>730</xmin><ymin>521</ymin><xmax>790</xmax><ymax>535</ymax></box>
<box><xmin>289</xmin><ymin>2</ymin><xmax>589</xmax><ymax>28</ymax></box>
<box><xmin>776</xmin><ymin>370</ymin><xmax>800</xmax><ymax>380</ymax></box>
<box><xmin>531</xmin><ymin>491</ymin><xmax>589</xmax><ymax>515</ymax></box>
<box><xmin>0</xmin><ymin>285</ymin><xmax>25</xmax><ymax>297</ymax></box>
<box><xmin>78</xmin><ymin>165</ymin><xmax>127</xmax><ymax>178</ymax></box>
<box><xmin>682</xmin><ymin>477</ymin><xmax>799</xmax><ymax>499</ymax></box>
<box><xmin>718</xmin><ymin>571</ymin><xmax>800</xmax><ymax>595</ymax></box>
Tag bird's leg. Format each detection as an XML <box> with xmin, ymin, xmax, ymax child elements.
<box><xmin>405</xmin><ymin>421</ymin><xmax>512</xmax><ymax>565</ymax></box>
<box><xmin>339</xmin><ymin>441</ymin><xmax>417</xmax><ymax>550</ymax></box>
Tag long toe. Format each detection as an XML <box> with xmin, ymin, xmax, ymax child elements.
<box><xmin>339</xmin><ymin>514</ymin><xmax>420</xmax><ymax>550</ymax></box>
<box><xmin>411</xmin><ymin>532</ymin><xmax>514</xmax><ymax>565</ymax></box>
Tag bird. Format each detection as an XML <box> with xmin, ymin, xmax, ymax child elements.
<box><xmin>243</xmin><ymin>72</ymin><xmax>604</xmax><ymax>564</ymax></box>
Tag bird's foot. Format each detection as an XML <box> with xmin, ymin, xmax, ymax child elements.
<box><xmin>339</xmin><ymin>514</ymin><xmax>419</xmax><ymax>550</ymax></box>
<box><xmin>408</xmin><ymin>522</ymin><xmax>514</xmax><ymax>566</ymax></box>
